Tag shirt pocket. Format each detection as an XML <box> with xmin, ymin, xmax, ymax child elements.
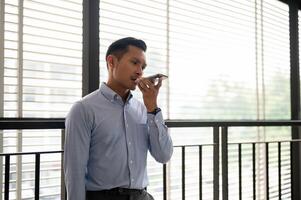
<box><xmin>135</xmin><ymin>124</ymin><xmax>149</xmax><ymax>152</ymax></box>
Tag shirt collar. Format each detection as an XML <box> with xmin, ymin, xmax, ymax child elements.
<box><xmin>100</xmin><ymin>82</ymin><xmax>133</xmax><ymax>103</ymax></box>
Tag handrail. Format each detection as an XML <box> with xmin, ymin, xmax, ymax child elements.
<box><xmin>166</xmin><ymin>119</ymin><xmax>301</xmax><ymax>127</ymax></box>
<box><xmin>0</xmin><ymin>118</ymin><xmax>65</xmax><ymax>129</ymax></box>
<box><xmin>0</xmin><ymin>150</ymin><xmax>63</xmax><ymax>156</ymax></box>
<box><xmin>1</xmin><ymin>118</ymin><xmax>301</xmax><ymax>130</ymax></box>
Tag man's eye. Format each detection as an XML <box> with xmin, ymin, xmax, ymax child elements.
<box><xmin>132</xmin><ymin>61</ymin><xmax>137</xmax><ymax>65</ymax></box>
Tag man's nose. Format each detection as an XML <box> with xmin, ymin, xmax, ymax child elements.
<box><xmin>136</xmin><ymin>66</ymin><xmax>143</xmax><ymax>75</ymax></box>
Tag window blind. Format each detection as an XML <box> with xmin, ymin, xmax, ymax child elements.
<box><xmin>169</xmin><ymin>0</ymin><xmax>257</xmax><ymax>120</ymax></box>
<box><xmin>2</xmin><ymin>0</ymin><xmax>82</xmax><ymax>199</ymax></box>
<box><xmin>260</xmin><ymin>1</ymin><xmax>290</xmax><ymax>199</ymax></box>
<box><xmin>169</xmin><ymin>0</ymin><xmax>256</xmax><ymax>199</ymax></box>
<box><xmin>4</xmin><ymin>1</ymin><xmax>25</xmax><ymax>198</ymax></box>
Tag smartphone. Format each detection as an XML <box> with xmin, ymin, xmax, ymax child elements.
<box><xmin>146</xmin><ymin>73</ymin><xmax>168</xmax><ymax>83</ymax></box>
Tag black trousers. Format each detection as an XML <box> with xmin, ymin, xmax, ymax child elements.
<box><xmin>86</xmin><ymin>188</ymin><xmax>155</xmax><ymax>200</ymax></box>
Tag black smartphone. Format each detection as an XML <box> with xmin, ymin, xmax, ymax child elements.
<box><xmin>146</xmin><ymin>73</ymin><xmax>168</xmax><ymax>83</ymax></box>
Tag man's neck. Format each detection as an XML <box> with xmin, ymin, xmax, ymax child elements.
<box><xmin>106</xmin><ymin>81</ymin><xmax>130</xmax><ymax>102</ymax></box>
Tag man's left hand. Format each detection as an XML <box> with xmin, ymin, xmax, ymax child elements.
<box><xmin>136</xmin><ymin>77</ymin><xmax>162</xmax><ymax>112</ymax></box>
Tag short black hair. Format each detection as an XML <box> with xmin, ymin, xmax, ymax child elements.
<box><xmin>105</xmin><ymin>37</ymin><xmax>147</xmax><ymax>60</ymax></box>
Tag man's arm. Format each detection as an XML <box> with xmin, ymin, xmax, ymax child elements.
<box><xmin>64</xmin><ymin>102</ymin><xmax>91</xmax><ymax>200</ymax></box>
<box><xmin>137</xmin><ymin>77</ymin><xmax>173</xmax><ymax>163</ymax></box>
<box><xmin>147</xmin><ymin>111</ymin><xmax>173</xmax><ymax>163</ymax></box>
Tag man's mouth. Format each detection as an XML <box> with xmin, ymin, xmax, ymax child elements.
<box><xmin>131</xmin><ymin>77</ymin><xmax>140</xmax><ymax>84</ymax></box>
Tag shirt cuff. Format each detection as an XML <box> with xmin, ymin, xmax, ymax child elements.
<box><xmin>147</xmin><ymin>111</ymin><xmax>164</xmax><ymax>126</ymax></box>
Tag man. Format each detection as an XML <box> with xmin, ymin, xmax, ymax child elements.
<box><xmin>64</xmin><ymin>37</ymin><xmax>173</xmax><ymax>200</ymax></box>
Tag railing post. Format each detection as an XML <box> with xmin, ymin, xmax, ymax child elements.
<box><xmin>238</xmin><ymin>144</ymin><xmax>242</xmax><ymax>200</ymax></box>
<box><xmin>252</xmin><ymin>143</ymin><xmax>256</xmax><ymax>200</ymax></box>
<box><xmin>221</xmin><ymin>126</ymin><xmax>228</xmax><ymax>200</ymax></box>
<box><xmin>199</xmin><ymin>145</ymin><xmax>202</xmax><ymax>200</ymax></box>
<box><xmin>265</xmin><ymin>143</ymin><xmax>269</xmax><ymax>200</ymax></box>
<box><xmin>35</xmin><ymin>154</ymin><xmax>40</xmax><ymax>200</ymax></box>
<box><xmin>213</xmin><ymin>126</ymin><xmax>219</xmax><ymax>200</ymax></box>
<box><xmin>278</xmin><ymin>142</ymin><xmax>281</xmax><ymax>200</ymax></box>
<box><xmin>4</xmin><ymin>155</ymin><xmax>10</xmax><ymax>200</ymax></box>
<box><xmin>163</xmin><ymin>164</ymin><xmax>167</xmax><ymax>200</ymax></box>
<box><xmin>182</xmin><ymin>146</ymin><xmax>185</xmax><ymax>200</ymax></box>
<box><xmin>291</xmin><ymin>127</ymin><xmax>301</xmax><ymax>200</ymax></box>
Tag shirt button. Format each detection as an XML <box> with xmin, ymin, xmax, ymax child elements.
<box><xmin>156</xmin><ymin>120</ymin><xmax>159</xmax><ymax>123</ymax></box>
<box><xmin>130</xmin><ymin>160</ymin><xmax>133</xmax><ymax>164</ymax></box>
<box><xmin>131</xmin><ymin>178</ymin><xmax>134</xmax><ymax>182</ymax></box>
<box><xmin>126</xmin><ymin>124</ymin><xmax>128</xmax><ymax>128</ymax></box>
<box><xmin>128</xmin><ymin>142</ymin><xmax>131</xmax><ymax>145</ymax></box>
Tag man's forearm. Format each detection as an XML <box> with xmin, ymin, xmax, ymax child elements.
<box><xmin>148</xmin><ymin>112</ymin><xmax>173</xmax><ymax>163</ymax></box>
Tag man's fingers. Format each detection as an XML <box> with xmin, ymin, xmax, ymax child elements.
<box><xmin>138</xmin><ymin>77</ymin><xmax>162</xmax><ymax>93</ymax></box>
<box><xmin>138</xmin><ymin>79</ymin><xmax>149</xmax><ymax>91</ymax></box>
<box><xmin>138</xmin><ymin>78</ymin><xmax>152</xmax><ymax>89</ymax></box>
<box><xmin>155</xmin><ymin>78</ymin><xmax>162</xmax><ymax>89</ymax></box>
<box><xmin>143</xmin><ymin>79</ymin><xmax>156</xmax><ymax>90</ymax></box>
<box><xmin>137</xmin><ymin>83</ymin><xmax>147</xmax><ymax>93</ymax></box>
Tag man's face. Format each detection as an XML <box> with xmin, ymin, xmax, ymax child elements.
<box><xmin>110</xmin><ymin>45</ymin><xmax>146</xmax><ymax>91</ymax></box>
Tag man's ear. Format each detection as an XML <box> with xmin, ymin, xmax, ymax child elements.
<box><xmin>106</xmin><ymin>55</ymin><xmax>115</xmax><ymax>69</ymax></box>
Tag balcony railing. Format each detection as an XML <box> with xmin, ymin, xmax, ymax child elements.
<box><xmin>0</xmin><ymin>118</ymin><xmax>301</xmax><ymax>200</ymax></box>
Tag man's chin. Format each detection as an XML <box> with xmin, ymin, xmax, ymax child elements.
<box><xmin>129</xmin><ymin>85</ymin><xmax>137</xmax><ymax>91</ymax></box>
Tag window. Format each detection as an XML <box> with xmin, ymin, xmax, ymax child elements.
<box><xmin>2</xmin><ymin>0</ymin><xmax>82</xmax><ymax>199</ymax></box>
<box><xmin>0</xmin><ymin>0</ymin><xmax>296</xmax><ymax>199</ymax></box>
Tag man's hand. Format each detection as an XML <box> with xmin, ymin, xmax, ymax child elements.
<box><xmin>136</xmin><ymin>77</ymin><xmax>162</xmax><ymax>112</ymax></box>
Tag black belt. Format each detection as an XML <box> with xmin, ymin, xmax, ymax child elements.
<box><xmin>87</xmin><ymin>187</ymin><xmax>146</xmax><ymax>195</ymax></box>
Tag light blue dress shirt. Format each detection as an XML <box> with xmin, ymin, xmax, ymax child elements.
<box><xmin>64</xmin><ymin>83</ymin><xmax>173</xmax><ymax>200</ymax></box>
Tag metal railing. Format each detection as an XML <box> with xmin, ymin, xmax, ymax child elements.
<box><xmin>1</xmin><ymin>118</ymin><xmax>301</xmax><ymax>200</ymax></box>
<box><xmin>165</xmin><ymin>120</ymin><xmax>301</xmax><ymax>200</ymax></box>
<box><xmin>0</xmin><ymin>118</ymin><xmax>65</xmax><ymax>200</ymax></box>
<box><xmin>2</xmin><ymin>151</ymin><xmax>63</xmax><ymax>200</ymax></box>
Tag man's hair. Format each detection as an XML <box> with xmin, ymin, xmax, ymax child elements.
<box><xmin>105</xmin><ymin>37</ymin><xmax>147</xmax><ymax>60</ymax></box>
